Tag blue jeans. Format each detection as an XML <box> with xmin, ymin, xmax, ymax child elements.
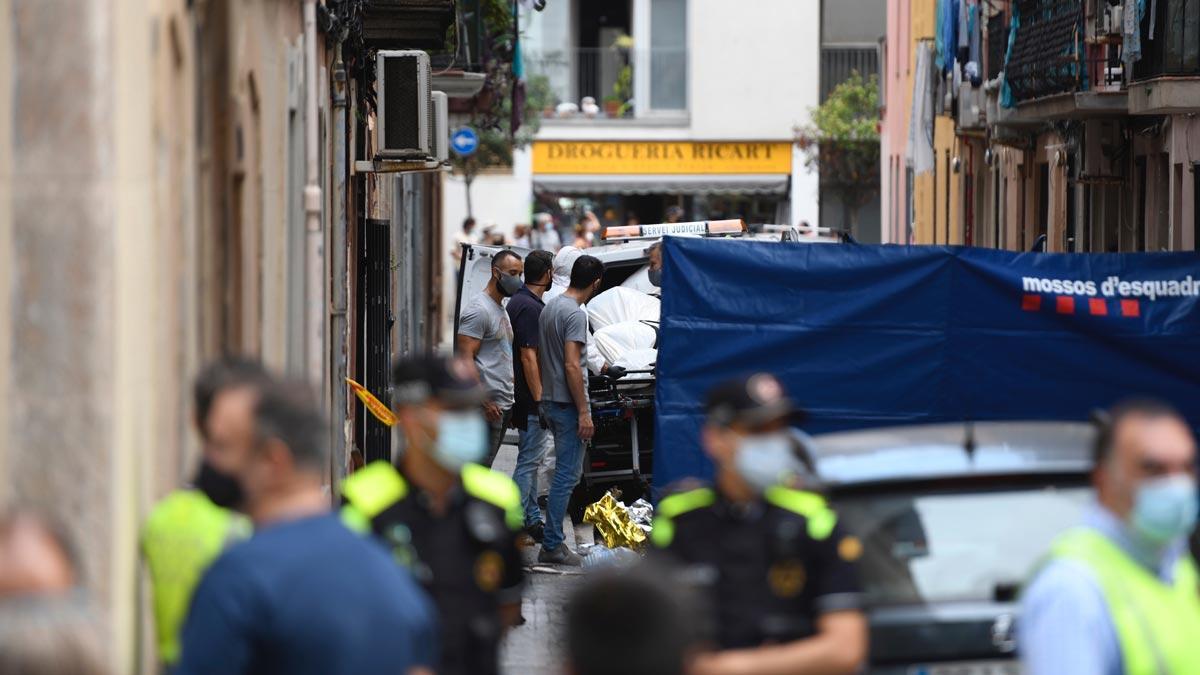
<box><xmin>514</xmin><ymin>414</ymin><xmax>552</xmax><ymax>527</ymax></box>
<box><xmin>543</xmin><ymin>402</ymin><xmax>584</xmax><ymax>552</ymax></box>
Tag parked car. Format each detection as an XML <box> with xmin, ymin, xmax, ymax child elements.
<box><xmin>809</xmin><ymin>421</ymin><xmax>1095</xmax><ymax>674</ymax></box>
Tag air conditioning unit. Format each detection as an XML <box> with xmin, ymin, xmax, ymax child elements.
<box><xmin>957</xmin><ymin>83</ymin><xmax>985</xmax><ymax>130</ymax></box>
<box><xmin>376</xmin><ymin>50</ymin><xmax>432</xmax><ymax>159</ymax></box>
<box><xmin>431</xmin><ymin>91</ymin><xmax>448</xmax><ymax>163</ymax></box>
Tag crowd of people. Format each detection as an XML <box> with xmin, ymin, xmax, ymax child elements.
<box><xmin>451</xmin><ymin>202</ymin><xmax>687</xmax><ymax>261</ymax></box>
<box><xmin>2</xmin><ymin>244</ymin><xmax>1198</xmax><ymax>674</ymax></box>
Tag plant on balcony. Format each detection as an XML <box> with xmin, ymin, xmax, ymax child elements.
<box><xmin>794</xmin><ymin>72</ymin><xmax>880</xmax><ymax>233</ymax></box>
<box><xmin>610</xmin><ymin>34</ymin><xmax>634</xmax><ymax>117</ymax></box>
<box><xmin>443</xmin><ymin>0</ymin><xmax>551</xmax><ymax>216</ymax></box>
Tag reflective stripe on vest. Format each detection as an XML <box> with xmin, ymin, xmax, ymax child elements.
<box><xmin>141</xmin><ymin>490</ymin><xmax>248</xmax><ymax>664</ymax></box>
<box><xmin>763</xmin><ymin>486</ymin><xmax>837</xmax><ymax>540</ymax></box>
<box><xmin>1049</xmin><ymin>528</ymin><xmax>1200</xmax><ymax>675</ymax></box>
<box><xmin>342</xmin><ymin>461</ymin><xmax>408</xmax><ymax>519</ymax></box>
<box><xmin>651</xmin><ymin>487</ymin><xmax>716</xmax><ymax>548</ymax></box>
<box><xmin>461</xmin><ymin>462</ymin><xmax>523</xmax><ymax>531</ymax></box>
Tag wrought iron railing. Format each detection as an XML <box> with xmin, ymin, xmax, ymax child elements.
<box><xmin>821</xmin><ymin>46</ymin><xmax>880</xmax><ymax>102</ymax></box>
<box><xmin>1006</xmin><ymin>0</ymin><xmax>1085</xmax><ymax>102</ymax></box>
<box><xmin>525</xmin><ymin>47</ymin><xmax>687</xmax><ymax>119</ymax></box>
<box><xmin>987</xmin><ymin>12</ymin><xmax>1011</xmax><ymax>81</ymax></box>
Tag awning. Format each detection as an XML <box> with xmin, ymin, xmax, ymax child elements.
<box><xmin>532</xmin><ymin>173</ymin><xmax>790</xmax><ymax>196</ymax></box>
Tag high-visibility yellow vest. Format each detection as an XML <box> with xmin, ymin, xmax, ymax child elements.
<box><xmin>341</xmin><ymin>460</ymin><xmax>522</xmax><ymax>534</ymax></box>
<box><xmin>650</xmin><ymin>486</ymin><xmax>836</xmax><ymax>548</ymax></box>
<box><xmin>1048</xmin><ymin>528</ymin><xmax>1200</xmax><ymax>675</ymax></box>
<box><xmin>141</xmin><ymin>489</ymin><xmax>249</xmax><ymax>664</ymax></box>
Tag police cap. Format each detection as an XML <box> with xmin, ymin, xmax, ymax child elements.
<box><xmin>705</xmin><ymin>373</ymin><xmax>805</xmax><ymax>429</ymax></box>
<box><xmin>391</xmin><ymin>354</ymin><xmax>486</xmax><ymax>409</ymax></box>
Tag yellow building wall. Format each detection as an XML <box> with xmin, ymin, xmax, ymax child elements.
<box><xmin>893</xmin><ymin>0</ymin><xmax>970</xmax><ymax>246</ymax></box>
<box><xmin>910</xmin><ymin>0</ymin><xmax>939</xmax><ymax>244</ymax></box>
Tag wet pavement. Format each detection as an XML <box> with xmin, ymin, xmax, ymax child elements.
<box><xmin>491</xmin><ymin>440</ymin><xmax>591</xmax><ymax>675</ymax></box>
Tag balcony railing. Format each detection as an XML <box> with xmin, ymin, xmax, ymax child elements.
<box><xmin>525</xmin><ymin>47</ymin><xmax>688</xmax><ymax>120</ymax></box>
<box><xmin>1007</xmin><ymin>0</ymin><xmax>1085</xmax><ymax>103</ymax></box>
<box><xmin>987</xmin><ymin>12</ymin><xmax>1010</xmax><ymax>81</ymax></box>
<box><xmin>1132</xmin><ymin>0</ymin><xmax>1200</xmax><ymax>80</ymax></box>
<box><xmin>820</xmin><ymin>46</ymin><xmax>880</xmax><ymax>102</ymax></box>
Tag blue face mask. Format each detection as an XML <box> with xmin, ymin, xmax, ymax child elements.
<box><xmin>647</xmin><ymin>268</ymin><xmax>663</xmax><ymax>288</ymax></box>
<box><xmin>432</xmin><ymin>410</ymin><xmax>488</xmax><ymax>471</ymax></box>
<box><xmin>1131</xmin><ymin>475</ymin><xmax>1199</xmax><ymax>543</ymax></box>
<box><xmin>734</xmin><ymin>432</ymin><xmax>801</xmax><ymax>493</ymax></box>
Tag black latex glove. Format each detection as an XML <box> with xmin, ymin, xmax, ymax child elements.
<box><xmin>537</xmin><ymin>401</ymin><xmax>551</xmax><ymax>431</ymax></box>
<box><xmin>607</xmin><ymin>365</ymin><xmax>627</xmax><ymax>380</ymax></box>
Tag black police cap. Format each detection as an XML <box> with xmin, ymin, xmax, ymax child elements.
<box><xmin>391</xmin><ymin>355</ymin><xmax>485</xmax><ymax>409</ymax></box>
<box><xmin>705</xmin><ymin>373</ymin><xmax>806</xmax><ymax>429</ymax></box>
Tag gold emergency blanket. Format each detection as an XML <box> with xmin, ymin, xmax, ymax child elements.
<box><xmin>583</xmin><ymin>492</ymin><xmax>647</xmax><ymax>550</ymax></box>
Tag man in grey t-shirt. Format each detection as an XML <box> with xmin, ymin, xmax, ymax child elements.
<box><xmin>457</xmin><ymin>249</ymin><xmax>523</xmax><ymax>466</ymax></box>
<box><xmin>536</xmin><ymin>254</ymin><xmax>604</xmax><ymax>565</ymax></box>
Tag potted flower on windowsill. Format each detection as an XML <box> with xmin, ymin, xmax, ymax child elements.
<box><xmin>603</xmin><ymin>94</ymin><xmax>622</xmax><ymax>117</ymax></box>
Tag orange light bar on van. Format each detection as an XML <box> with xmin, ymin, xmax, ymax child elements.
<box><xmin>603</xmin><ymin>225</ymin><xmax>642</xmax><ymax>239</ymax></box>
<box><xmin>706</xmin><ymin>219</ymin><xmax>746</xmax><ymax>235</ymax></box>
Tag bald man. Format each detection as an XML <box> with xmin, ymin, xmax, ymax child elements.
<box><xmin>0</xmin><ymin>512</ymin><xmax>77</xmax><ymax>597</ymax></box>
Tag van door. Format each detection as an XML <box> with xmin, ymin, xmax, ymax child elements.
<box><xmin>454</xmin><ymin>243</ymin><xmax>531</xmax><ymax>335</ymax></box>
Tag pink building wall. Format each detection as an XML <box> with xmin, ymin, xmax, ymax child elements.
<box><xmin>881</xmin><ymin>0</ymin><xmax>912</xmax><ymax>243</ymax></box>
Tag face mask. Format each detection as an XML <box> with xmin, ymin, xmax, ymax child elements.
<box><xmin>648</xmin><ymin>268</ymin><xmax>663</xmax><ymax>288</ymax></box>
<box><xmin>497</xmin><ymin>272</ymin><xmax>523</xmax><ymax>297</ymax></box>
<box><xmin>432</xmin><ymin>410</ymin><xmax>488</xmax><ymax>471</ymax></box>
<box><xmin>734</xmin><ymin>432</ymin><xmax>802</xmax><ymax>493</ymax></box>
<box><xmin>193</xmin><ymin>459</ymin><xmax>245</xmax><ymax>510</ymax></box>
<box><xmin>1130</xmin><ymin>475</ymin><xmax>1198</xmax><ymax>543</ymax></box>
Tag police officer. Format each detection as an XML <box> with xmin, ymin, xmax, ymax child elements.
<box><xmin>142</xmin><ymin>358</ymin><xmax>260</xmax><ymax>672</ymax></box>
<box><xmin>1020</xmin><ymin>399</ymin><xmax>1200</xmax><ymax>675</ymax></box>
<box><xmin>652</xmin><ymin>373</ymin><xmax>867</xmax><ymax>675</ymax></box>
<box><xmin>341</xmin><ymin>355</ymin><xmax>524</xmax><ymax>675</ymax></box>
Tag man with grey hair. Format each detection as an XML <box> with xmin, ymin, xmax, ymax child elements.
<box><xmin>533</xmin><ymin>213</ymin><xmax>562</xmax><ymax>252</ymax></box>
<box><xmin>0</xmin><ymin>596</ymin><xmax>109</xmax><ymax>675</ymax></box>
<box><xmin>177</xmin><ymin>376</ymin><xmax>438</xmax><ymax>675</ymax></box>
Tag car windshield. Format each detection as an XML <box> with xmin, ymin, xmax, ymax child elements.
<box><xmin>833</xmin><ymin>483</ymin><xmax>1091</xmax><ymax>606</ymax></box>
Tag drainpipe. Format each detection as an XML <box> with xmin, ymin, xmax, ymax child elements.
<box><xmin>330</xmin><ymin>44</ymin><xmax>349</xmax><ymax>483</ymax></box>
<box><xmin>303</xmin><ymin>0</ymin><xmax>325</xmax><ymax>396</ymax></box>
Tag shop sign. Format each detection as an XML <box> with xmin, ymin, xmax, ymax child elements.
<box><xmin>532</xmin><ymin>141</ymin><xmax>792</xmax><ymax>175</ymax></box>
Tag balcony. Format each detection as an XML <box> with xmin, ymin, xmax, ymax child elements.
<box><xmin>997</xmin><ymin>0</ymin><xmax>1128</xmax><ymax>122</ymax></box>
<box><xmin>359</xmin><ymin>0</ymin><xmax>455</xmax><ymax>50</ymax></box>
<box><xmin>821</xmin><ymin>46</ymin><xmax>880</xmax><ymax>102</ymax></box>
<box><xmin>1128</xmin><ymin>0</ymin><xmax>1200</xmax><ymax>113</ymax></box>
<box><xmin>1007</xmin><ymin>0</ymin><xmax>1086</xmax><ymax>103</ymax></box>
<box><xmin>525</xmin><ymin>47</ymin><xmax>688</xmax><ymax>122</ymax></box>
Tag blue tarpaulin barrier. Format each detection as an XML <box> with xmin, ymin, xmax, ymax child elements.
<box><xmin>654</xmin><ymin>238</ymin><xmax>1200</xmax><ymax>491</ymax></box>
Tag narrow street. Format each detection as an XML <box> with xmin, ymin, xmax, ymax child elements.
<box><xmin>492</xmin><ymin>441</ymin><xmax>590</xmax><ymax>675</ymax></box>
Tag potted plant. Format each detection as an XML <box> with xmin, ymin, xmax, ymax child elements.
<box><xmin>603</xmin><ymin>94</ymin><xmax>622</xmax><ymax>117</ymax></box>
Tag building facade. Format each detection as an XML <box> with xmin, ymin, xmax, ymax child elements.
<box><xmin>0</xmin><ymin>0</ymin><xmax>458</xmax><ymax>669</ymax></box>
<box><xmin>442</xmin><ymin>0</ymin><xmax>823</xmax><ymax>276</ymax></box>
<box><xmin>882</xmin><ymin>0</ymin><xmax>1200</xmax><ymax>251</ymax></box>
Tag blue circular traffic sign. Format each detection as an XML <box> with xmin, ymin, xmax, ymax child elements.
<box><xmin>451</xmin><ymin>127</ymin><xmax>479</xmax><ymax>156</ymax></box>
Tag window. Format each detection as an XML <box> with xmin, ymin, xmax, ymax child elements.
<box><xmin>649</xmin><ymin>0</ymin><xmax>687</xmax><ymax>111</ymax></box>
<box><xmin>835</xmin><ymin>485</ymin><xmax>1089</xmax><ymax>606</ymax></box>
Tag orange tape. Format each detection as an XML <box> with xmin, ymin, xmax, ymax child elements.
<box><xmin>346</xmin><ymin>378</ymin><xmax>396</xmax><ymax>427</ymax></box>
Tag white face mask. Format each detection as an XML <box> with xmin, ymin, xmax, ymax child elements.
<box><xmin>734</xmin><ymin>432</ymin><xmax>802</xmax><ymax>493</ymax></box>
